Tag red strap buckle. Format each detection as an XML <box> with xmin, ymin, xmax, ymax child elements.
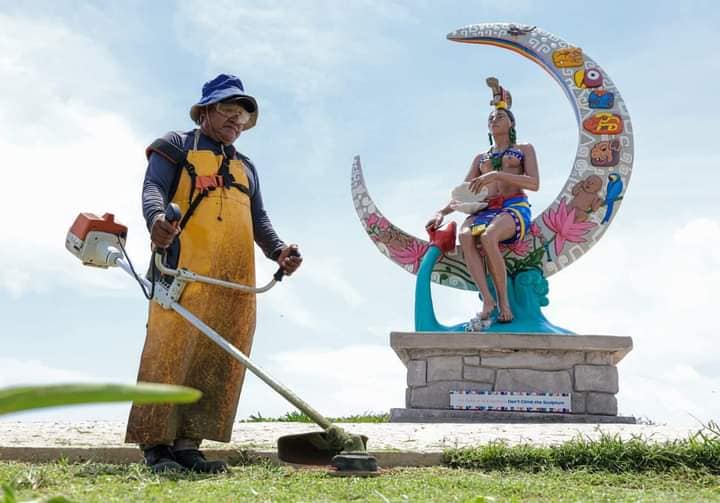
<box><xmin>195</xmin><ymin>175</ymin><xmax>224</xmax><ymax>192</ymax></box>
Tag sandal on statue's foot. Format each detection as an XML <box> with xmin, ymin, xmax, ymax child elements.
<box><xmin>467</xmin><ymin>313</ymin><xmax>492</xmax><ymax>331</ymax></box>
<box><xmin>480</xmin><ymin>303</ymin><xmax>497</xmax><ymax>321</ymax></box>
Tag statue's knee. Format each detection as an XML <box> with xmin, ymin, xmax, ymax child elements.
<box><xmin>480</xmin><ymin>231</ymin><xmax>497</xmax><ymax>248</ymax></box>
<box><xmin>459</xmin><ymin>228</ymin><xmax>473</xmax><ymax>246</ymax></box>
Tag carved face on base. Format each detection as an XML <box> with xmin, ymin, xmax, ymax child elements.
<box><xmin>591</xmin><ymin>139</ymin><xmax>621</xmax><ymax>167</ymax></box>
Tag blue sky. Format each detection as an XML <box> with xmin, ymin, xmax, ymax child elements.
<box><xmin>1</xmin><ymin>1</ymin><xmax>718</xmax><ymax>425</ymax></box>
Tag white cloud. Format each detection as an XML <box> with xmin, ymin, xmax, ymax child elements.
<box><xmin>302</xmin><ymin>256</ymin><xmax>366</xmax><ymax>308</ymax></box>
<box><xmin>255</xmin><ymin>258</ymin><xmax>331</xmax><ymax>330</ymax></box>
<box><xmin>545</xmin><ymin>217</ymin><xmax>720</xmax><ymax>359</ymax></box>
<box><xmin>172</xmin><ymin>0</ymin><xmax>419</xmax><ymax>182</ymax></box>
<box><xmin>620</xmin><ymin>368</ymin><xmax>720</xmax><ymax>426</ymax></box>
<box><xmin>543</xmin><ymin>217</ymin><xmax>720</xmax><ymax>424</ymax></box>
<box><xmin>253</xmin><ymin>250</ymin><xmax>365</xmax><ymax>332</ymax></box>
<box><xmin>262</xmin><ymin>344</ymin><xmax>406</xmax><ymax>416</ymax></box>
<box><xmin>174</xmin><ymin>0</ymin><xmax>411</xmax><ymax>98</ymax></box>
<box><xmin>0</xmin><ymin>358</ymin><xmax>98</xmax><ymax>387</ymax></box>
<box><xmin>1</xmin><ymin>269</ymin><xmax>33</xmax><ymax>299</ymax></box>
<box><xmin>0</xmin><ymin>14</ymin><xmax>148</xmax><ymax>298</ymax></box>
<box><xmin>0</xmin><ymin>108</ymin><xmax>148</xmax><ymax>298</ymax></box>
<box><xmin>0</xmin><ymin>13</ymin><xmax>130</xmax><ymax>141</ymax></box>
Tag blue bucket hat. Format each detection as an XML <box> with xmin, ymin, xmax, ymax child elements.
<box><xmin>189</xmin><ymin>74</ymin><xmax>259</xmax><ymax>130</ymax></box>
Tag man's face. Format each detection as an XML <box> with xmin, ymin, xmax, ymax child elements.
<box><xmin>203</xmin><ymin>100</ymin><xmax>252</xmax><ymax>145</ymax></box>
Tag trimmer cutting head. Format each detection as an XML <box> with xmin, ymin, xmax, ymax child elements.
<box><xmin>277</xmin><ymin>429</ymin><xmax>379</xmax><ymax>475</ymax></box>
<box><xmin>329</xmin><ymin>453</ymin><xmax>379</xmax><ymax>477</ymax></box>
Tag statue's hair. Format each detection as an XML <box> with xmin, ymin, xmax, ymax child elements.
<box><xmin>488</xmin><ymin>107</ymin><xmax>516</xmax><ymax>126</ymax></box>
<box><xmin>487</xmin><ymin>108</ymin><xmax>518</xmax><ymax>146</ymax></box>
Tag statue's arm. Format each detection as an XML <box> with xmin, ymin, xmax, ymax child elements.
<box><xmin>437</xmin><ymin>156</ymin><xmax>481</xmax><ymax>215</ymax></box>
<box><xmin>496</xmin><ymin>144</ymin><xmax>540</xmax><ymax>192</ymax></box>
<box><xmin>464</xmin><ymin>154</ymin><xmax>483</xmax><ymax>181</ymax></box>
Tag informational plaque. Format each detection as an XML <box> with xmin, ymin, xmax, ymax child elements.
<box><xmin>450</xmin><ymin>390</ymin><xmax>571</xmax><ymax>412</ymax></box>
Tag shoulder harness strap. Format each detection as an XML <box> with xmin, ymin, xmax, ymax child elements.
<box><xmin>146</xmin><ymin>138</ymin><xmax>198</xmax><ymax>207</ymax></box>
<box><xmin>178</xmin><ymin>155</ymin><xmax>250</xmax><ymax>230</ymax></box>
<box><xmin>147</xmin><ymin>138</ymin><xmax>252</xmax><ymax>231</ymax></box>
<box><xmin>233</xmin><ymin>152</ymin><xmax>255</xmax><ymax>198</ymax></box>
<box><xmin>145</xmin><ymin>138</ymin><xmax>186</xmax><ymax>164</ymax></box>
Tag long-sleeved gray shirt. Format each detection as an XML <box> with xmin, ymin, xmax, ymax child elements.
<box><xmin>142</xmin><ymin>129</ymin><xmax>286</xmax><ymax>265</ymax></box>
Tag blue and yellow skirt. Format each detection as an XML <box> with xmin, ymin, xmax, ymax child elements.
<box><xmin>470</xmin><ymin>194</ymin><xmax>531</xmax><ymax>244</ymax></box>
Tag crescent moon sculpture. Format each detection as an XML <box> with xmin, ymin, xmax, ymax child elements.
<box><xmin>352</xmin><ymin>23</ymin><xmax>634</xmax><ymax>293</ymax></box>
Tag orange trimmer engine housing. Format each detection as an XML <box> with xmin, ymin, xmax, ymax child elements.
<box><xmin>69</xmin><ymin>213</ymin><xmax>128</xmax><ymax>241</ymax></box>
<box><xmin>66</xmin><ymin>213</ymin><xmax>128</xmax><ymax>268</ymax></box>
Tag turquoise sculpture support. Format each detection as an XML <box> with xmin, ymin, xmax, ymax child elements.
<box><xmin>415</xmin><ymin>246</ymin><xmax>468</xmax><ymax>332</ymax></box>
<box><xmin>415</xmin><ymin>245</ymin><xmax>572</xmax><ymax>334</ymax></box>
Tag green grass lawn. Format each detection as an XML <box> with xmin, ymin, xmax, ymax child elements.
<box><xmin>2</xmin><ymin>461</ymin><xmax>719</xmax><ymax>502</ymax></box>
<box><xmin>3</xmin><ymin>423</ymin><xmax>719</xmax><ymax>501</ymax></box>
<box><xmin>241</xmin><ymin>411</ymin><xmax>390</xmax><ymax>423</ymax></box>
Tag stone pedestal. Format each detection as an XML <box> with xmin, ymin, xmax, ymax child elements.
<box><xmin>390</xmin><ymin>332</ymin><xmax>635</xmax><ymax>423</ymax></box>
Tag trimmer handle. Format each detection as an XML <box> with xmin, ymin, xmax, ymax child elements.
<box><xmin>165</xmin><ymin>203</ymin><xmax>182</xmax><ymax>225</ymax></box>
<box><xmin>154</xmin><ymin>203</ymin><xmax>182</xmax><ymax>255</ymax></box>
<box><xmin>273</xmin><ymin>247</ymin><xmax>301</xmax><ymax>282</ymax></box>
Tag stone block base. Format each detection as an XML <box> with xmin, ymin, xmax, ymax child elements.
<box><xmin>391</xmin><ymin>332</ymin><xmax>633</xmax><ymax>422</ymax></box>
<box><xmin>390</xmin><ymin>408</ymin><xmax>636</xmax><ymax>424</ymax></box>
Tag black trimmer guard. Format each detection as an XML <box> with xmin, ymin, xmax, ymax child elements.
<box><xmin>277</xmin><ymin>431</ymin><xmax>369</xmax><ymax>465</ymax></box>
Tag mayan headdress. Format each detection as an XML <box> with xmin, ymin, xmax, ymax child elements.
<box><xmin>486</xmin><ymin>77</ymin><xmax>512</xmax><ymax>110</ymax></box>
<box><xmin>485</xmin><ymin>77</ymin><xmax>517</xmax><ymax>161</ymax></box>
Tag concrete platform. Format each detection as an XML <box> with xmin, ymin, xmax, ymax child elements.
<box><xmin>0</xmin><ymin>420</ymin><xmax>697</xmax><ymax>467</ymax></box>
<box><xmin>390</xmin><ymin>332</ymin><xmax>634</xmax><ymax>365</ymax></box>
<box><xmin>390</xmin><ymin>408</ymin><xmax>636</xmax><ymax>424</ymax></box>
<box><xmin>392</xmin><ymin>332</ymin><xmax>633</xmax><ymax>417</ymax></box>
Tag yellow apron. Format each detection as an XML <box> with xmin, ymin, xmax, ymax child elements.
<box><xmin>126</xmin><ymin>142</ymin><xmax>256</xmax><ymax>445</ymax></box>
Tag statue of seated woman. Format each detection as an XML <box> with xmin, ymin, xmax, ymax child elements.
<box><xmin>426</xmin><ymin>78</ymin><xmax>540</xmax><ymax>324</ymax></box>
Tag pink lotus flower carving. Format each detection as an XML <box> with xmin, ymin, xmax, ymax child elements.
<box><xmin>389</xmin><ymin>241</ymin><xmax>429</xmax><ymax>273</ymax></box>
<box><xmin>542</xmin><ymin>199</ymin><xmax>596</xmax><ymax>256</ymax></box>
<box><xmin>530</xmin><ymin>222</ymin><xmax>542</xmax><ymax>238</ymax></box>
<box><xmin>501</xmin><ymin>238</ymin><xmax>531</xmax><ymax>257</ymax></box>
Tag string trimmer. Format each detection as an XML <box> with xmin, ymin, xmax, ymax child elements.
<box><xmin>65</xmin><ymin>204</ymin><xmax>379</xmax><ymax>475</ymax></box>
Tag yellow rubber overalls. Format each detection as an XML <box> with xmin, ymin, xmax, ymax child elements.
<box><xmin>126</xmin><ymin>130</ymin><xmax>256</xmax><ymax>445</ymax></box>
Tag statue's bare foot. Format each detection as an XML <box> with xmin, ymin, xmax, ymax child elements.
<box><xmin>498</xmin><ymin>303</ymin><xmax>514</xmax><ymax>323</ymax></box>
<box><xmin>480</xmin><ymin>300</ymin><xmax>497</xmax><ymax>320</ymax></box>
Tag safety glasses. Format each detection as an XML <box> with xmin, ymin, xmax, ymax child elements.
<box><xmin>215</xmin><ymin>102</ymin><xmax>252</xmax><ymax>124</ymax></box>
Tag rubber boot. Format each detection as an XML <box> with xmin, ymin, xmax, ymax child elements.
<box><xmin>143</xmin><ymin>445</ymin><xmax>184</xmax><ymax>473</ymax></box>
<box><xmin>174</xmin><ymin>449</ymin><xmax>228</xmax><ymax>474</ymax></box>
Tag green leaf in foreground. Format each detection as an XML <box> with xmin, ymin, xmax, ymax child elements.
<box><xmin>2</xmin><ymin>483</ymin><xmax>17</xmax><ymax>503</ymax></box>
<box><xmin>0</xmin><ymin>383</ymin><xmax>202</xmax><ymax>416</ymax></box>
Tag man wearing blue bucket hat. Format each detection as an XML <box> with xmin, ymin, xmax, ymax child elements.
<box><xmin>126</xmin><ymin>74</ymin><xmax>302</xmax><ymax>473</ymax></box>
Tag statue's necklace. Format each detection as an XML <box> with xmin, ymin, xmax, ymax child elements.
<box><xmin>490</xmin><ymin>144</ymin><xmax>513</xmax><ymax>171</ymax></box>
